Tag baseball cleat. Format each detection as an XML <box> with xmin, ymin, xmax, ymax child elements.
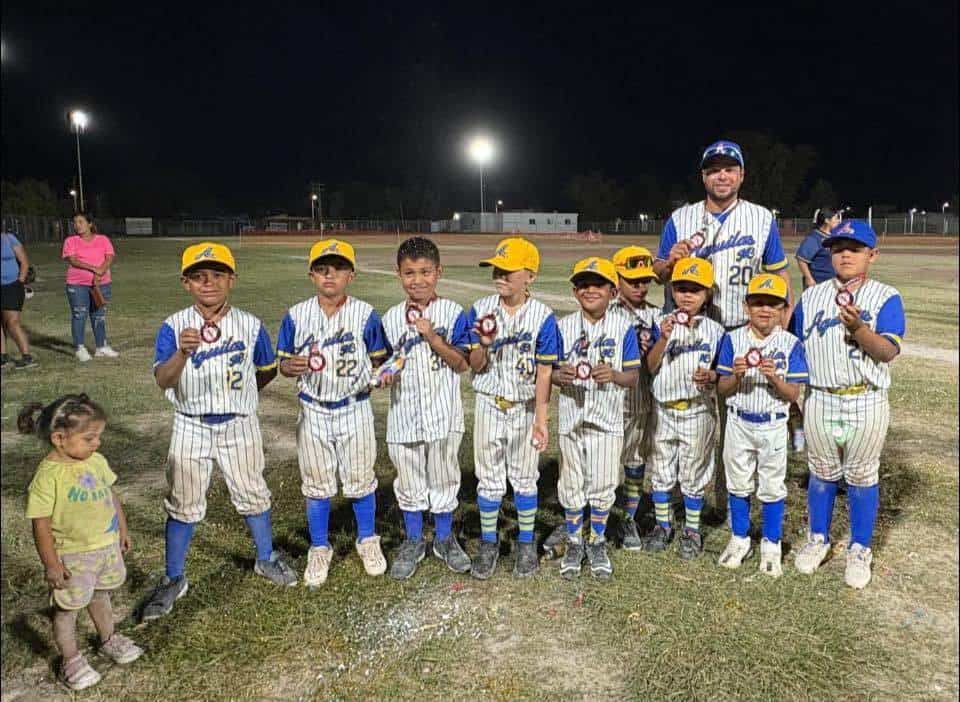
<box><xmin>678</xmin><ymin>528</ymin><xmax>704</xmax><ymax>560</ymax></box>
<box><xmin>718</xmin><ymin>534</ymin><xmax>753</xmax><ymax>569</ymax></box>
<box><xmin>356</xmin><ymin>535</ymin><xmax>387</xmax><ymax>576</ymax></box>
<box><xmin>513</xmin><ymin>541</ymin><xmax>539</xmax><ymax>578</ymax></box>
<box><xmin>255</xmin><ymin>551</ymin><xmax>298</xmax><ymax>586</ymax></box>
<box><xmin>433</xmin><ymin>534</ymin><xmax>471</xmax><ymax>573</ymax></box>
<box><xmin>141</xmin><ymin>575</ymin><xmax>189</xmax><ymax>621</ymax></box>
<box><xmin>758</xmin><ymin>538</ymin><xmax>782</xmax><ymax>578</ymax></box>
<box><xmin>471</xmin><ymin>540</ymin><xmax>500</xmax><ymax>580</ymax></box>
<box><xmin>586</xmin><ymin>537</ymin><xmax>613</xmax><ymax>580</ymax></box>
<box><xmin>389</xmin><ymin>538</ymin><xmax>426</xmax><ymax>581</ymax></box>
<box><xmin>542</xmin><ymin>523</ymin><xmax>569</xmax><ymax>559</ymax></box>
<box><xmin>304</xmin><ymin>545</ymin><xmax>333</xmax><ymax>589</ymax></box>
<box><xmin>640</xmin><ymin>525</ymin><xmax>674</xmax><ymax>554</ymax></box>
<box><xmin>844</xmin><ymin>543</ymin><xmax>873</xmax><ymax>589</ymax></box>
<box><xmin>794</xmin><ymin>532</ymin><xmax>831</xmax><ymax>574</ymax></box>
<box><xmin>619</xmin><ymin>518</ymin><xmax>643</xmax><ymax>551</ymax></box>
<box><xmin>559</xmin><ymin>540</ymin><xmax>584</xmax><ymax>579</ymax></box>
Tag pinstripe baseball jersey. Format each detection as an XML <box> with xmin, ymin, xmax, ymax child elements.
<box><xmin>649</xmin><ymin>314</ymin><xmax>725</xmax><ymax>403</ymax></box>
<box><xmin>277</xmin><ymin>296</ymin><xmax>390</xmax><ymax>402</ymax></box>
<box><xmin>790</xmin><ymin>278</ymin><xmax>905</xmax><ymax>390</ymax></box>
<box><xmin>383</xmin><ymin>298</ymin><xmax>471</xmax><ymax>443</ymax></box>
<box><xmin>556</xmin><ymin>310</ymin><xmax>642</xmax><ymax>435</ymax></box>
<box><xmin>154</xmin><ymin>307</ymin><xmax>276</xmax><ymax>415</ymax></box>
<box><xmin>657</xmin><ymin>200</ymin><xmax>788</xmax><ymax>327</ymax></box>
<box><xmin>466</xmin><ymin>294</ymin><xmax>559</xmax><ymax>401</ymax></box>
<box><xmin>716</xmin><ymin>326</ymin><xmax>808</xmax><ymax>415</ymax></box>
<box><xmin>611</xmin><ymin>298</ymin><xmax>660</xmax><ymax>415</ymax></box>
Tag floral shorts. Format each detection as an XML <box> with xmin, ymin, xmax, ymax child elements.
<box><xmin>51</xmin><ymin>542</ymin><xmax>126</xmax><ymax>611</ymax></box>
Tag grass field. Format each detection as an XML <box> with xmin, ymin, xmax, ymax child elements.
<box><xmin>1</xmin><ymin>233</ymin><xmax>957</xmax><ymax>701</ymax></box>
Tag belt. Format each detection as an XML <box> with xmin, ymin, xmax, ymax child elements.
<box><xmin>299</xmin><ymin>391</ymin><xmax>370</xmax><ymax>410</ymax></box>
<box><xmin>734</xmin><ymin>408</ymin><xmax>787</xmax><ymax>424</ymax></box>
<box><xmin>495</xmin><ymin>395</ymin><xmax>518</xmax><ymax>411</ymax></box>
<box><xmin>824</xmin><ymin>384</ymin><xmax>870</xmax><ymax>396</ymax></box>
<box><xmin>663</xmin><ymin>398</ymin><xmax>702</xmax><ymax>411</ymax></box>
<box><xmin>180</xmin><ymin>413</ymin><xmax>239</xmax><ymax>425</ymax></box>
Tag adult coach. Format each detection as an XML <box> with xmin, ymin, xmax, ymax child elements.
<box><xmin>1</xmin><ymin>230</ymin><xmax>37</xmax><ymax>369</ymax></box>
<box><xmin>796</xmin><ymin>207</ymin><xmax>841</xmax><ymax>288</ymax></box>
<box><xmin>62</xmin><ymin>213</ymin><xmax>119</xmax><ymax>362</ymax></box>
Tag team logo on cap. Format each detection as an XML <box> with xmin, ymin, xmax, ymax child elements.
<box><xmin>836</xmin><ymin>222</ymin><xmax>855</xmax><ymax>235</ymax></box>
<box><xmin>681</xmin><ymin>263</ymin><xmax>700</xmax><ymax>276</ymax></box>
<box><xmin>194</xmin><ymin>246</ymin><xmax>214</xmax><ymax>261</ymax></box>
<box><xmin>322</xmin><ymin>242</ymin><xmax>341</xmax><ymax>254</ymax></box>
<box><xmin>495</xmin><ymin>245</ymin><xmax>508</xmax><ymax>258</ymax></box>
<box><xmin>758</xmin><ymin>277</ymin><xmax>774</xmax><ymax>289</ymax></box>
<box><xmin>585</xmin><ymin>259</ymin><xmax>599</xmax><ymax>270</ymax></box>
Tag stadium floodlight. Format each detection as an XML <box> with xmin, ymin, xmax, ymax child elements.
<box><xmin>68</xmin><ymin>109</ymin><xmax>90</xmax><ymax>211</ymax></box>
<box><xmin>943</xmin><ymin>202</ymin><xmax>951</xmax><ymax>234</ymax></box>
<box><xmin>69</xmin><ymin>188</ymin><xmax>78</xmax><ymax>212</ymax></box>
<box><xmin>467</xmin><ymin>135</ymin><xmax>495</xmax><ymax>216</ymax></box>
<box><xmin>496</xmin><ymin>199</ymin><xmax>503</xmax><ymax>213</ymax></box>
<box><xmin>310</xmin><ymin>194</ymin><xmax>318</xmax><ymax>227</ymax></box>
<box><xmin>909</xmin><ymin>207</ymin><xmax>918</xmax><ymax>234</ymax></box>
<box><xmin>452</xmin><ymin>212</ymin><xmax>461</xmax><ymax>221</ymax></box>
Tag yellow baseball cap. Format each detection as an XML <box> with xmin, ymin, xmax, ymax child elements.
<box><xmin>570</xmin><ymin>257</ymin><xmax>618</xmax><ymax>287</ymax></box>
<box><xmin>181</xmin><ymin>242</ymin><xmax>236</xmax><ymax>274</ymax></box>
<box><xmin>309</xmin><ymin>239</ymin><xmax>356</xmax><ymax>269</ymax></box>
<box><xmin>671</xmin><ymin>257</ymin><xmax>714</xmax><ymax>288</ymax></box>
<box><xmin>479</xmin><ymin>237</ymin><xmax>540</xmax><ymax>273</ymax></box>
<box><xmin>612</xmin><ymin>246</ymin><xmax>655</xmax><ymax>280</ymax></box>
<box><xmin>746</xmin><ymin>273</ymin><xmax>788</xmax><ymax>301</ymax></box>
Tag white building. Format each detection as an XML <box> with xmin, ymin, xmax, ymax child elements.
<box><xmin>433</xmin><ymin>211</ymin><xmax>579</xmax><ymax>234</ymax></box>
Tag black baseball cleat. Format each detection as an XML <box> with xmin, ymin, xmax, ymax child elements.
<box><xmin>471</xmin><ymin>540</ymin><xmax>500</xmax><ymax>580</ymax></box>
<box><xmin>640</xmin><ymin>524</ymin><xmax>674</xmax><ymax>554</ymax></box>
<box><xmin>512</xmin><ymin>541</ymin><xmax>539</xmax><ymax>577</ymax></box>
<box><xmin>678</xmin><ymin>528</ymin><xmax>704</xmax><ymax>560</ymax></box>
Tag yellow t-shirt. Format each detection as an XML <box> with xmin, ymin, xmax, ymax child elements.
<box><xmin>25</xmin><ymin>452</ymin><xmax>119</xmax><ymax>555</ymax></box>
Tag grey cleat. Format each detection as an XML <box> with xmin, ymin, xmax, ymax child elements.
<box><xmin>471</xmin><ymin>540</ymin><xmax>500</xmax><ymax>580</ymax></box>
<box><xmin>559</xmin><ymin>540</ymin><xmax>584</xmax><ymax>579</ymax></box>
<box><xmin>542</xmin><ymin>523</ymin><xmax>569</xmax><ymax>559</ymax></box>
<box><xmin>433</xmin><ymin>534</ymin><xmax>471</xmax><ymax>573</ymax></box>
<box><xmin>513</xmin><ymin>541</ymin><xmax>539</xmax><ymax>578</ymax></box>
<box><xmin>620</xmin><ymin>518</ymin><xmax>642</xmax><ymax>551</ymax></box>
<box><xmin>141</xmin><ymin>575</ymin><xmax>189</xmax><ymax>621</ymax></box>
<box><xmin>586</xmin><ymin>537</ymin><xmax>613</xmax><ymax>579</ymax></box>
<box><xmin>254</xmin><ymin>551</ymin><xmax>298</xmax><ymax>586</ymax></box>
<box><xmin>678</xmin><ymin>529</ymin><xmax>704</xmax><ymax>560</ymax></box>
<box><xmin>390</xmin><ymin>538</ymin><xmax>427</xmax><ymax>580</ymax></box>
<box><xmin>640</xmin><ymin>524</ymin><xmax>674</xmax><ymax>554</ymax></box>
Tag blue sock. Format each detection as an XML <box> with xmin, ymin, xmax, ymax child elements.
<box><xmin>652</xmin><ymin>490</ymin><xmax>672</xmax><ymax>530</ymax></box>
<box><xmin>623</xmin><ymin>465</ymin><xmax>645</xmax><ymax>519</ymax></box>
<box><xmin>760</xmin><ymin>500</ymin><xmax>786</xmax><ymax>543</ymax></box>
<box><xmin>306</xmin><ymin>497</ymin><xmax>331</xmax><ymax>547</ymax></box>
<box><xmin>243</xmin><ymin>509</ymin><xmax>275</xmax><ymax>562</ymax></box>
<box><xmin>807</xmin><ymin>475</ymin><xmax>839</xmax><ymax>540</ymax></box>
<box><xmin>433</xmin><ymin>512</ymin><xmax>453</xmax><ymax>542</ymax></box>
<box><xmin>515</xmin><ymin>492</ymin><xmax>538</xmax><ymax>544</ymax></box>
<box><xmin>728</xmin><ymin>494</ymin><xmax>751</xmax><ymax>538</ymax></box>
<box><xmin>402</xmin><ymin>510</ymin><xmax>423</xmax><ymax>542</ymax></box>
<box><xmin>478</xmin><ymin>495</ymin><xmax>501</xmax><ymax>543</ymax></box>
<box><xmin>846</xmin><ymin>484</ymin><xmax>880</xmax><ymax>548</ymax></box>
<box><xmin>352</xmin><ymin>492</ymin><xmax>377</xmax><ymax>541</ymax></box>
<box><xmin>565</xmin><ymin>508</ymin><xmax>584</xmax><ymax>540</ymax></box>
<box><xmin>683</xmin><ymin>495</ymin><xmax>705</xmax><ymax>533</ymax></box>
<box><xmin>590</xmin><ymin>508</ymin><xmax>609</xmax><ymax>538</ymax></box>
<box><xmin>165</xmin><ymin>518</ymin><xmax>196</xmax><ymax>581</ymax></box>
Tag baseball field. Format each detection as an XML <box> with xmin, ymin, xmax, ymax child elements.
<box><xmin>0</xmin><ymin>233</ymin><xmax>957</xmax><ymax>701</ymax></box>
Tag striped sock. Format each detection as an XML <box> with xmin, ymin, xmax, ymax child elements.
<box><xmin>402</xmin><ymin>510</ymin><xmax>423</xmax><ymax>542</ymax></box>
<box><xmin>623</xmin><ymin>464</ymin><xmax>645</xmax><ymax>519</ymax></box>
<box><xmin>565</xmin><ymin>508</ymin><xmax>584</xmax><ymax>543</ymax></box>
<box><xmin>683</xmin><ymin>495</ymin><xmax>705</xmax><ymax>533</ymax></box>
<box><xmin>515</xmin><ymin>492</ymin><xmax>538</xmax><ymax>544</ymax></box>
<box><xmin>478</xmin><ymin>495</ymin><xmax>501</xmax><ymax>543</ymax></box>
<box><xmin>652</xmin><ymin>490</ymin><xmax>672</xmax><ymax>530</ymax></box>
<box><xmin>590</xmin><ymin>508</ymin><xmax>609</xmax><ymax>539</ymax></box>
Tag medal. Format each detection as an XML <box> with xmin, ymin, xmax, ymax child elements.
<box><xmin>476</xmin><ymin>314</ymin><xmax>498</xmax><ymax>336</ymax></box>
<box><xmin>835</xmin><ymin>274</ymin><xmax>865</xmax><ymax>308</ymax></box>
<box><xmin>745</xmin><ymin>348</ymin><xmax>763</xmax><ymax>368</ymax></box>
<box><xmin>639</xmin><ymin>327</ymin><xmax>652</xmax><ymax>344</ymax></box>
<box><xmin>531</xmin><ymin>436</ymin><xmax>545</xmax><ymax>450</ymax></box>
<box><xmin>575</xmin><ymin>361</ymin><xmax>593</xmax><ymax>380</ymax></box>
<box><xmin>307</xmin><ymin>343</ymin><xmax>326</xmax><ymax>372</ymax></box>
<box><xmin>674</xmin><ymin>310</ymin><xmax>691</xmax><ymax>326</ymax></box>
<box><xmin>689</xmin><ymin>231</ymin><xmax>706</xmax><ymax>249</ymax></box>
<box><xmin>200</xmin><ymin>320</ymin><xmax>221</xmax><ymax>343</ymax></box>
<box><xmin>405</xmin><ymin>304</ymin><xmax>423</xmax><ymax>325</ymax></box>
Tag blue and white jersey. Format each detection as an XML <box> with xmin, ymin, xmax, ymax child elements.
<box><xmin>154</xmin><ymin>306</ymin><xmax>276</xmax><ymax>415</ymax></box>
<box><xmin>716</xmin><ymin>326</ymin><xmax>808</xmax><ymax>415</ymax></box>
<box><xmin>383</xmin><ymin>298</ymin><xmax>471</xmax><ymax>443</ymax></box>
<box><xmin>556</xmin><ymin>310</ymin><xmax>642</xmax><ymax>435</ymax></box>
<box><xmin>610</xmin><ymin>298</ymin><xmax>660</xmax><ymax>416</ymax></box>
<box><xmin>650</xmin><ymin>314</ymin><xmax>725</xmax><ymax>403</ymax></box>
<box><xmin>790</xmin><ymin>278</ymin><xmax>905</xmax><ymax>390</ymax></box>
<box><xmin>277</xmin><ymin>296</ymin><xmax>390</xmax><ymax>402</ymax></box>
<box><xmin>466</xmin><ymin>294</ymin><xmax>559</xmax><ymax>402</ymax></box>
<box><xmin>657</xmin><ymin>199</ymin><xmax>788</xmax><ymax>328</ymax></box>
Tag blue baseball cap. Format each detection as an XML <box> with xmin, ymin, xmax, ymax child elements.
<box><xmin>701</xmin><ymin>140</ymin><xmax>744</xmax><ymax>168</ymax></box>
<box><xmin>822</xmin><ymin>219</ymin><xmax>877</xmax><ymax>249</ymax></box>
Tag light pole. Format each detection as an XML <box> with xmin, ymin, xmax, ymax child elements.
<box><xmin>943</xmin><ymin>202</ymin><xmax>951</xmax><ymax>235</ymax></box>
<box><xmin>69</xmin><ymin>189</ymin><xmax>78</xmax><ymax>212</ymax></box>
<box><xmin>310</xmin><ymin>194</ymin><xmax>318</xmax><ymax>229</ymax></box>
<box><xmin>909</xmin><ymin>207</ymin><xmax>917</xmax><ymax>234</ymax></box>
<box><xmin>639</xmin><ymin>213</ymin><xmax>648</xmax><ymax>233</ymax></box>
<box><xmin>496</xmin><ymin>199</ymin><xmax>503</xmax><ymax>213</ymax></box>
<box><xmin>467</xmin><ymin>136</ymin><xmax>494</xmax><ymax>222</ymax></box>
<box><xmin>69</xmin><ymin>110</ymin><xmax>89</xmax><ymax>212</ymax></box>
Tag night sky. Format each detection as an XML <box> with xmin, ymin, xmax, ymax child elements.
<box><xmin>1</xmin><ymin>1</ymin><xmax>957</xmax><ymax>217</ymax></box>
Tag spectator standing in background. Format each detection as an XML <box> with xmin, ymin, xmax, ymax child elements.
<box><xmin>1</xmin><ymin>230</ymin><xmax>37</xmax><ymax>369</ymax></box>
<box><xmin>796</xmin><ymin>207</ymin><xmax>842</xmax><ymax>288</ymax></box>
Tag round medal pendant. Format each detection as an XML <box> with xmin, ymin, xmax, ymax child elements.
<box><xmin>575</xmin><ymin>361</ymin><xmax>593</xmax><ymax>380</ymax></box>
<box><xmin>745</xmin><ymin>348</ymin><xmax>763</xmax><ymax>368</ymax></box>
<box><xmin>835</xmin><ymin>289</ymin><xmax>854</xmax><ymax>308</ymax></box>
<box><xmin>689</xmin><ymin>231</ymin><xmax>706</xmax><ymax>249</ymax></box>
<box><xmin>639</xmin><ymin>328</ymin><xmax>652</xmax><ymax>344</ymax></box>
<box><xmin>308</xmin><ymin>344</ymin><xmax>326</xmax><ymax>372</ymax></box>
<box><xmin>405</xmin><ymin>305</ymin><xmax>423</xmax><ymax>325</ymax></box>
<box><xmin>477</xmin><ymin>314</ymin><xmax>498</xmax><ymax>336</ymax></box>
<box><xmin>675</xmin><ymin>310</ymin><xmax>691</xmax><ymax>326</ymax></box>
<box><xmin>200</xmin><ymin>321</ymin><xmax>221</xmax><ymax>343</ymax></box>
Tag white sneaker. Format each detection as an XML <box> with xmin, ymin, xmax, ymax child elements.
<box><xmin>794</xmin><ymin>532</ymin><xmax>831</xmax><ymax>574</ymax></box>
<box><xmin>845</xmin><ymin>543</ymin><xmax>873</xmax><ymax>589</ymax></box>
<box><xmin>758</xmin><ymin>538</ymin><xmax>782</xmax><ymax>578</ymax></box>
<box><xmin>95</xmin><ymin>345</ymin><xmax>120</xmax><ymax>358</ymax></box>
<box><xmin>76</xmin><ymin>346</ymin><xmax>92</xmax><ymax>362</ymax></box>
<box><xmin>718</xmin><ymin>534</ymin><xmax>752</xmax><ymax>569</ymax></box>
<box><xmin>304</xmin><ymin>545</ymin><xmax>333</xmax><ymax>588</ymax></box>
<box><xmin>356</xmin><ymin>535</ymin><xmax>387</xmax><ymax>576</ymax></box>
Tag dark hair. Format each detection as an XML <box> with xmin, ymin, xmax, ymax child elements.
<box><xmin>17</xmin><ymin>394</ymin><xmax>107</xmax><ymax>443</ymax></box>
<box><xmin>396</xmin><ymin>236</ymin><xmax>440</xmax><ymax>267</ymax></box>
<box><xmin>74</xmin><ymin>211</ymin><xmax>97</xmax><ymax>232</ymax></box>
<box><xmin>813</xmin><ymin>207</ymin><xmax>838</xmax><ymax>228</ymax></box>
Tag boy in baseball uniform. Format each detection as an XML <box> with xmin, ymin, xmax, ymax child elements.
<box><xmin>144</xmin><ymin>242</ymin><xmax>296</xmax><ymax>621</ymax></box>
<box><xmin>466</xmin><ymin>237</ymin><xmax>559</xmax><ymax>580</ymax></box>
<box><xmin>379</xmin><ymin>237</ymin><xmax>473</xmax><ymax>580</ymax></box>
<box><xmin>642</xmin><ymin>258</ymin><xmax>725</xmax><ymax>560</ymax></box>
<box><xmin>789</xmin><ymin>220</ymin><xmax>904</xmax><ymax>589</ymax></box>
<box><xmin>554</xmin><ymin>257</ymin><xmax>641</xmax><ymax>579</ymax></box>
<box><xmin>716</xmin><ymin>274</ymin><xmax>808</xmax><ymax>577</ymax></box>
<box><xmin>277</xmin><ymin>239</ymin><xmax>391</xmax><ymax>588</ymax></box>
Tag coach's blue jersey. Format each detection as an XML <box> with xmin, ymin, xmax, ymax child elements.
<box><xmin>716</xmin><ymin>326</ymin><xmax>808</xmax><ymax>415</ymax></box>
<box><xmin>383</xmin><ymin>298</ymin><xmax>471</xmax><ymax>443</ymax></box>
<box><xmin>277</xmin><ymin>296</ymin><xmax>390</xmax><ymax>402</ymax></box>
<box><xmin>154</xmin><ymin>306</ymin><xmax>276</xmax><ymax>415</ymax></box>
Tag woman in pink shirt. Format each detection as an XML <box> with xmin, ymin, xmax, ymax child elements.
<box><xmin>62</xmin><ymin>213</ymin><xmax>119</xmax><ymax>362</ymax></box>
